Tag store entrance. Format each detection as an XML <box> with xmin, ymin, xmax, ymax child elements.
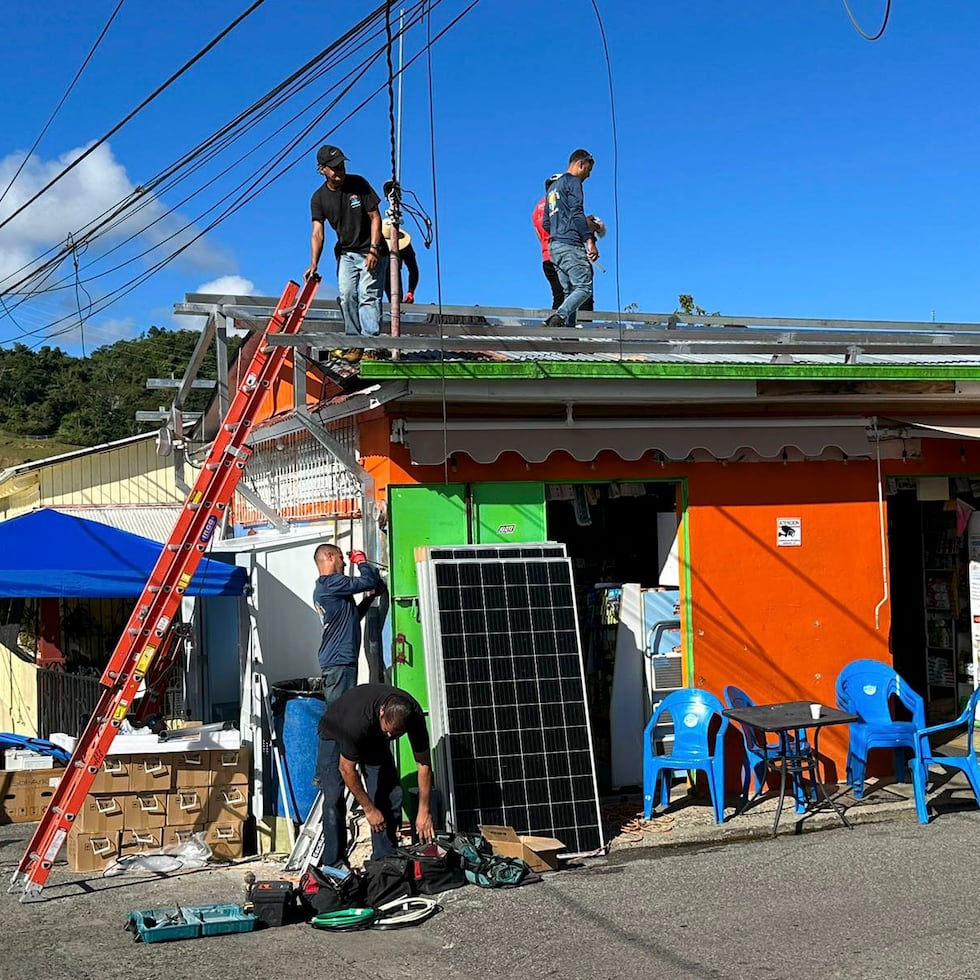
<box><xmin>546</xmin><ymin>481</ymin><xmax>681</xmax><ymax>790</ymax></box>
<box><xmin>888</xmin><ymin>479</ymin><xmax>980</xmax><ymax>724</ymax></box>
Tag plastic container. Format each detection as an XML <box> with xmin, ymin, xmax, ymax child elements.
<box><xmin>275</xmin><ymin>694</ymin><xmax>324</xmax><ymax>819</ymax></box>
<box><xmin>250</xmin><ymin>880</ymin><xmax>295</xmax><ymax>927</ymax></box>
<box><xmin>127</xmin><ymin>906</ymin><xmax>202</xmax><ymax>943</ymax></box>
<box><xmin>196</xmin><ymin>903</ymin><xmax>257</xmax><ymax>937</ymax></box>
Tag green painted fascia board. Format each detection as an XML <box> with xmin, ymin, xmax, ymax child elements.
<box><xmin>360</xmin><ymin>361</ymin><xmax>980</xmax><ymax>381</ymax></box>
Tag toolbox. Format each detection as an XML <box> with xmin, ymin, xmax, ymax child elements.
<box><xmin>249</xmin><ymin>880</ymin><xmax>295</xmax><ymax>927</ymax></box>
<box><xmin>126</xmin><ymin>903</ymin><xmax>256</xmax><ymax>942</ymax></box>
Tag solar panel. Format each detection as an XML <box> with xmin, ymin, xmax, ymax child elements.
<box><xmin>419</xmin><ymin>550</ymin><xmax>604</xmax><ymax>855</ymax></box>
<box><xmin>427</xmin><ymin>543</ymin><xmax>567</xmax><ymax>561</ymax></box>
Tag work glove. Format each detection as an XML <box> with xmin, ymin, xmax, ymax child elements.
<box><xmin>403</xmin><ymin>291</ymin><xmax>415</xmax><ymax>303</ymax></box>
<box><xmin>349</xmin><ymin>550</ymin><xmax>367</xmax><ymax>566</ymax></box>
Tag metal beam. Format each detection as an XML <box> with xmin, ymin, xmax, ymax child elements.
<box><xmin>235</xmin><ymin>482</ymin><xmax>290</xmax><ymax>533</ymax></box>
<box><xmin>177</xmin><ymin>293</ymin><xmax>980</xmax><ymax>335</ymax></box>
<box><xmin>146</xmin><ymin>379</ymin><xmax>216</xmax><ymax>389</ymax></box>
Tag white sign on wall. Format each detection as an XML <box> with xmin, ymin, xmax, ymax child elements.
<box><xmin>776</xmin><ymin>517</ymin><xmax>802</xmax><ymax>547</ymax></box>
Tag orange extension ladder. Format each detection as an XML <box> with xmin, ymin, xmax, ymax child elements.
<box><xmin>9</xmin><ymin>275</ymin><xmax>320</xmax><ymax>901</ymax></box>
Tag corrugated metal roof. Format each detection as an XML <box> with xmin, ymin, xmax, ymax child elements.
<box><xmin>51</xmin><ymin>506</ymin><xmax>182</xmax><ymax>543</ymax></box>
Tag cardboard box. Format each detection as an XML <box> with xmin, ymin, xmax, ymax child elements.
<box><xmin>206</xmin><ymin>820</ymin><xmax>245</xmax><ymax>861</ymax></box>
<box><xmin>119</xmin><ymin>828</ymin><xmax>164</xmax><ymax>858</ymax></box>
<box><xmin>67</xmin><ymin>831</ymin><xmax>120</xmax><ymax>873</ymax></box>
<box><xmin>128</xmin><ymin>755</ymin><xmax>172</xmax><ymax>793</ymax></box>
<box><xmin>479</xmin><ymin>825</ymin><xmax>564</xmax><ymax>873</ymax></box>
<box><xmin>73</xmin><ymin>794</ymin><xmax>127</xmax><ymax>835</ymax></box>
<box><xmin>207</xmin><ymin>783</ymin><xmax>249</xmax><ymax>824</ymax></box>
<box><xmin>211</xmin><ymin>748</ymin><xmax>250</xmax><ymax>786</ymax></box>
<box><xmin>171</xmin><ymin>751</ymin><xmax>211</xmax><ymax>788</ymax></box>
<box><xmin>162</xmin><ymin>824</ymin><xmax>207</xmax><ymax>849</ymax></box>
<box><xmin>0</xmin><ymin>769</ymin><xmax>57</xmax><ymax>823</ymax></box>
<box><xmin>126</xmin><ymin>792</ymin><xmax>167</xmax><ymax>829</ymax></box>
<box><xmin>88</xmin><ymin>756</ymin><xmax>131</xmax><ymax>794</ymax></box>
<box><xmin>167</xmin><ymin>787</ymin><xmax>208</xmax><ymax>825</ymax></box>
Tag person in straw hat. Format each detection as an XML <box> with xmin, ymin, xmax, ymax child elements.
<box><xmin>382</xmin><ymin>181</ymin><xmax>420</xmax><ymax>303</ymax></box>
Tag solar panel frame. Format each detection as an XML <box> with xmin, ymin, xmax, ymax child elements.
<box><xmin>419</xmin><ymin>549</ymin><xmax>605</xmax><ymax>855</ymax></box>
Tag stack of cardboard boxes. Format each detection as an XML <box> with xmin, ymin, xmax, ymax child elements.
<box><xmin>0</xmin><ymin>765</ymin><xmax>63</xmax><ymax>824</ymax></box>
<box><xmin>62</xmin><ymin>747</ymin><xmax>251</xmax><ymax>872</ymax></box>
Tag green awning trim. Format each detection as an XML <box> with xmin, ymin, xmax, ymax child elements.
<box><xmin>360</xmin><ymin>361</ymin><xmax>980</xmax><ymax>381</ymax></box>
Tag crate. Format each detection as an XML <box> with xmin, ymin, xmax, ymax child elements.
<box><xmin>126</xmin><ymin>906</ymin><xmax>202</xmax><ymax>944</ymax></box>
<box><xmin>4</xmin><ymin>749</ymin><xmax>55</xmax><ymax>770</ymax></box>
<box><xmin>196</xmin><ymin>903</ymin><xmax>257</xmax><ymax>937</ymax></box>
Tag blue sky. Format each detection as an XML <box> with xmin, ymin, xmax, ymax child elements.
<box><xmin>0</xmin><ymin>1</ymin><xmax>977</xmax><ymax>355</ymax></box>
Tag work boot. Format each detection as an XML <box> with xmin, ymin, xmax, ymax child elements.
<box><xmin>544</xmin><ymin>313</ymin><xmax>564</xmax><ymax>329</ymax></box>
<box><xmin>339</xmin><ymin>348</ymin><xmax>363</xmax><ymax>364</ymax></box>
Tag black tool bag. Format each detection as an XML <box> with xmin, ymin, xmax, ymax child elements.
<box><xmin>297</xmin><ymin>864</ymin><xmax>364</xmax><ymax>914</ymax></box>
<box><xmin>399</xmin><ymin>841</ymin><xmax>466</xmax><ymax>895</ymax></box>
<box><xmin>362</xmin><ymin>852</ymin><xmax>414</xmax><ymax>907</ymax></box>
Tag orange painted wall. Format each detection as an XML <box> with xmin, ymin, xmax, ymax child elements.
<box><xmin>685</xmin><ymin>461</ymin><xmax>889</xmax><ymax>780</ymax></box>
<box><xmin>363</xmin><ymin>419</ymin><xmax>980</xmax><ymax>782</ymax></box>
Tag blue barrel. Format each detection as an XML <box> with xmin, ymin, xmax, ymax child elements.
<box><xmin>276</xmin><ymin>695</ymin><xmax>324</xmax><ymax>820</ymax></box>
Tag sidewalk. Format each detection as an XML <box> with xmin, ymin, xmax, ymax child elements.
<box><xmin>602</xmin><ymin>763</ymin><xmax>980</xmax><ymax>854</ymax></box>
<box><xmin>602</xmin><ymin>777</ymin><xmax>917</xmax><ymax>853</ymax></box>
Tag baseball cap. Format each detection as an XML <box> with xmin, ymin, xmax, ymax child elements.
<box><xmin>316</xmin><ymin>145</ymin><xmax>348</xmax><ymax>169</ymax></box>
<box><xmin>544</xmin><ymin>172</ymin><xmax>563</xmax><ymax>191</ymax></box>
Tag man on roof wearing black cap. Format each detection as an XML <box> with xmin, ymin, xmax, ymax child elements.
<box><xmin>542</xmin><ymin>149</ymin><xmax>599</xmax><ymax>329</ymax></box>
<box><xmin>305</xmin><ymin>145</ymin><xmax>387</xmax><ymax>361</ymax></box>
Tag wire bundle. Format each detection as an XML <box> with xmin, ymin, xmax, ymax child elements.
<box><xmin>0</xmin><ymin>0</ymin><xmax>480</xmax><ymax>351</ymax></box>
<box><xmin>309</xmin><ymin>897</ymin><xmax>440</xmax><ymax>932</ymax></box>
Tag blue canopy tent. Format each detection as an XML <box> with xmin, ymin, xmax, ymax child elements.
<box><xmin>0</xmin><ymin>508</ymin><xmax>247</xmax><ymax>598</ymax></box>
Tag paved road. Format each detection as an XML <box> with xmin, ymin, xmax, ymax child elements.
<box><xmin>0</xmin><ymin>811</ymin><xmax>976</xmax><ymax>980</ymax></box>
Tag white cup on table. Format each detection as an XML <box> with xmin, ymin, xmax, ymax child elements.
<box><xmin>809</xmin><ymin>703</ymin><xmax>822</xmax><ymax>720</ymax></box>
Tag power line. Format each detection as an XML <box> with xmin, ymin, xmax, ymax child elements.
<box><xmin>841</xmin><ymin>0</ymin><xmax>891</xmax><ymax>41</ymax></box>
<box><xmin>0</xmin><ymin>0</ymin><xmax>127</xmax><ymax>208</ymax></box>
<box><xmin>0</xmin><ymin>0</ymin><xmax>270</xmax><ymax>235</ymax></box>
<box><xmin>3</xmin><ymin>0</ymin><xmax>479</xmax><ymax>349</ymax></box>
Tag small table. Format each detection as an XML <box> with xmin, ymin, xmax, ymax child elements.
<box><xmin>722</xmin><ymin>701</ymin><xmax>859</xmax><ymax>837</ymax></box>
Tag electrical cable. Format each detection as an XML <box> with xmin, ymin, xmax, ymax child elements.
<box><xmin>841</xmin><ymin>0</ymin><xmax>891</xmax><ymax>41</ymax></box>
<box><xmin>0</xmin><ymin>0</ymin><xmax>128</xmax><ymax>208</ymax></box>
<box><xmin>588</xmin><ymin>0</ymin><xmax>623</xmax><ymax>349</ymax></box>
<box><xmin>0</xmin><ymin>0</ymin><xmax>271</xmax><ymax>235</ymax></box>
<box><xmin>2</xmin><ymin>0</ymin><xmax>479</xmax><ymax>351</ymax></box>
<box><xmin>425</xmin><ymin>0</ymin><xmax>451</xmax><ymax>488</ymax></box>
<box><xmin>371</xmin><ymin>896</ymin><xmax>441</xmax><ymax>929</ymax></box>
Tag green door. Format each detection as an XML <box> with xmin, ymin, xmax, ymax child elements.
<box><xmin>472</xmin><ymin>482</ymin><xmax>547</xmax><ymax>544</ymax></box>
<box><xmin>388</xmin><ymin>484</ymin><xmax>467</xmax><ymax>712</ymax></box>
<box><xmin>387</xmin><ymin>481</ymin><xmax>546</xmax><ymax>781</ymax></box>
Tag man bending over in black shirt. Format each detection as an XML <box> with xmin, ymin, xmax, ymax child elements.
<box><xmin>315</xmin><ymin>683</ymin><xmax>434</xmax><ymax>868</ymax></box>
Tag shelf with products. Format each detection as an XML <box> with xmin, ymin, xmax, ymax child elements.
<box><xmin>920</xmin><ymin>504</ymin><xmax>969</xmax><ymax>722</ymax></box>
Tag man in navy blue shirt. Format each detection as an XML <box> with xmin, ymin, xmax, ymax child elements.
<box><xmin>312</xmin><ymin>543</ymin><xmax>381</xmax><ymax>706</ymax></box>
<box><xmin>542</xmin><ymin>149</ymin><xmax>599</xmax><ymax>328</ymax></box>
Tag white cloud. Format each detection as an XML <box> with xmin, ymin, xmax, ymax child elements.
<box><xmin>0</xmin><ymin>142</ymin><xmax>231</xmax><ymax>289</ymax></box>
<box><xmin>195</xmin><ymin>275</ymin><xmax>257</xmax><ymax>298</ymax></box>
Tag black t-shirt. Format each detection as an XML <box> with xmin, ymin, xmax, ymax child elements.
<box><xmin>318</xmin><ymin>683</ymin><xmax>429</xmax><ymax>765</ymax></box>
<box><xmin>310</xmin><ymin>174</ymin><xmax>387</xmax><ymax>258</ymax></box>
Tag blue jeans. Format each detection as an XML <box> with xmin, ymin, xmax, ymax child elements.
<box><xmin>337</xmin><ymin>251</ymin><xmax>383</xmax><ymax>337</ymax></box>
<box><xmin>320</xmin><ymin>664</ymin><xmax>357</xmax><ymax>706</ymax></box>
<box><xmin>551</xmin><ymin>241</ymin><xmax>594</xmax><ymax>326</ymax></box>
<box><xmin>315</xmin><ymin>741</ymin><xmax>403</xmax><ymax>867</ymax></box>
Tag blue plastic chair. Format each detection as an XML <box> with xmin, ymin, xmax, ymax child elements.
<box><xmin>722</xmin><ymin>685</ymin><xmax>812</xmax><ymax>813</ymax></box>
<box><xmin>911</xmin><ymin>686</ymin><xmax>980</xmax><ymax>824</ymax></box>
<box><xmin>835</xmin><ymin>659</ymin><xmax>926</xmax><ymax>798</ymax></box>
<box><xmin>643</xmin><ymin>688</ymin><xmax>728</xmax><ymax>824</ymax></box>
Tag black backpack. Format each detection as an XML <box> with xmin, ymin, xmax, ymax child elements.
<box><xmin>398</xmin><ymin>840</ymin><xmax>466</xmax><ymax>895</ymax></box>
<box><xmin>297</xmin><ymin>864</ymin><xmax>364</xmax><ymax>914</ymax></box>
<box><xmin>362</xmin><ymin>852</ymin><xmax>414</xmax><ymax>907</ymax></box>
